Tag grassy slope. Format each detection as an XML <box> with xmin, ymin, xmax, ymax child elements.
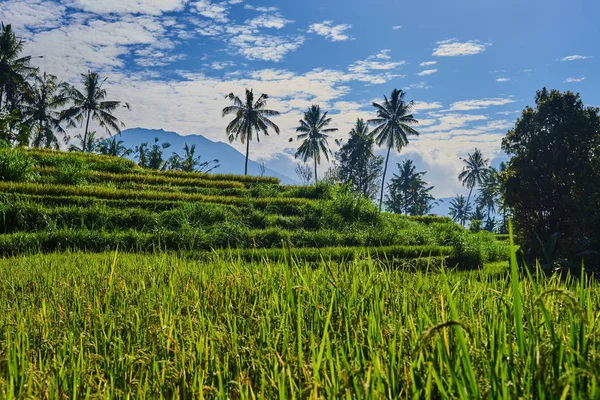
<box><xmin>0</xmin><ymin>251</ymin><xmax>598</xmax><ymax>398</ymax></box>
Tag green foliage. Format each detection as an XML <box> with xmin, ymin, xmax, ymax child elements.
<box><xmin>0</xmin><ymin>148</ymin><xmax>37</xmax><ymax>182</ymax></box>
<box><xmin>502</xmin><ymin>88</ymin><xmax>600</xmax><ymax>267</ymax></box>
<box><xmin>385</xmin><ymin>159</ymin><xmax>437</xmax><ymax>215</ymax></box>
<box><xmin>53</xmin><ymin>158</ymin><xmax>90</xmax><ymax>185</ymax></box>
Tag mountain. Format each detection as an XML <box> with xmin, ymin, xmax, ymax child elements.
<box><xmin>117</xmin><ymin>128</ymin><xmax>298</xmax><ymax>184</ymax></box>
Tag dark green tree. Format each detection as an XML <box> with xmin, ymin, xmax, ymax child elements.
<box><xmin>385</xmin><ymin>159</ymin><xmax>436</xmax><ymax>215</ymax></box>
<box><xmin>291</xmin><ymin>105</ymin><xmax>338</xmax><ymax>184</ymax></box>
<box><xmin>222</xmin><ymin>89</ymin><xmax>280</xmax><ymax>175</ymax></box>
<box><xmin>68</xmin><ymin>131</ymin><xmax>97</xmax><ymax>153</ymax></box>
<box><xmin>96</xmin><ymin>135</ymin><xmax>132</xmax><ymax>157</ymax></box>
<box><xmin>458</xmin><ymin>148</ymin><xmax>490</xmax><ymax>224</ymax></box>
<box><xmin>502</xmin><ymin>88</ymin><xmax>600</xmax><ymax>265</ymax></box>
<box><xmin>21</xmin><ymin>73</ymin><xmax>68</xmax><ymax>149</ymax></box>
<box><xmin>448</xmin><ymin>195</ymin><xmax>472</xmax><ymax>224</ymax></box>
<box><xmin>167</xmin><ymin>143</ymin><xmax>219</xmax><ymax>173</ymax></box>
<box><xmin>369</xmin><ymin>89</ymin><xmax>419</xmax><ymax>212</ymax></box>
<box><xmin>336</xmin><ymin>118</ymin><xmax>383</xmax><ymax>200</ymax></box>
<box><xmin>0</xmin><ymin>23</ymin><xmax>36</xmax><ymax>113</ymax></box>
<box><xmin>61</xmin><ymin>71</ymin><xmax>129</xmax><ymax>152</ymax></box>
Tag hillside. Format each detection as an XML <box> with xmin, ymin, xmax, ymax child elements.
<box><xmin>0</xmin><ymin>148</ymin><xmax>508</xmax><ymax>268</ymax></box>
<box><xmin>118</xmin><ymin>128</ymin><xmax>298</xmax><ymax>184</ymax></box>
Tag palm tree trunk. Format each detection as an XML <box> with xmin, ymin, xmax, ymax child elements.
<box><xmin>379</xmin><ymin>146</ymin><xmax>392</xmax><ymax>212</ymax></box>
<box><xmin>82</xmin><ymin>109</ymin><xmax>91</xmax><ymax>153</ymax></box>
<box><xmin>464</xmin><ymin>186</ymin><xmax>474</xmax><ymax>225</ymax></box>
<box><xmin>244</xmin><ymin>136</ymin><xmax>250</xmax><ymax>175</ymax></box>
<box><xmin>0</xmin><ymin>88</ymin><xmax>4</xmax><ymax>111</ymax></box>
<box><xmin>314</xmin><ymin>156</ymin><xmax>318</xmax><ymax>184</ymax></box>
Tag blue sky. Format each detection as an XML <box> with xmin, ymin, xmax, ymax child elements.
<box><xmin>1</xmin><ymin>0</ymin><xmax>598</xmax><ymax>195</ymax></box>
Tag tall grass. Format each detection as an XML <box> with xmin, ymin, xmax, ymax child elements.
<box><xmin>0</xmin><ymin>250</ymin><xmax>597</xmax><ymax>398</ymax></box>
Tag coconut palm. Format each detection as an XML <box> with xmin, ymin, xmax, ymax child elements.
<box><xmin>368</xmin><ymin>89</ymin><xmax>420</xmax><ymax>212</ymax></box>
<box><xmin>96</xmin><ymin>135</ymin><xmax>132</xmax><ymax>157</ymax></box>
<box><xmin>0</xmin><ymin>23</ymin><xmax>37</xmax><ymax>112</ymax></box>
<box><xmin>168</xmin><ymin>143</ymin><xmax>219</xmax><ymax>173</ymax></box>
<box><xmin>222</xmin><ymin>89</ymin><xmax>280</xmax><ymax>175</ymax></box>
<box><xmin>449</xmin><ymin>195</ymin><xmax>472</xmax><ymax>225</ymax></box>
<box><xmin>68</xmin><ymin>131</ymin><xmax>98</xmax><ymax>153</ymax></box>
<box><xmin>476</xmin><ymin>166</ymin><xmax>500</xmax><ymax>220</ymax></box>
<box><xmin>291</xmin><ymin>105</ymin><xmax>338</xmax><ymax>184</ymax></box>
<box><xmin>21</xmin><ymin>73</ymin><xmax>68</xmax><ymax>149</ymax></box>
<box><xmin>61</xmin><ymin>71</ymin><xmax>129</xmax><ymax>152</ymax></box>
<box><xmin>458</xmin><ymin>148</ymin><xmax>490</xmax><ymax>223</ymax></box>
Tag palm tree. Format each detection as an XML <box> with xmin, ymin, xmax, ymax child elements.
<box><xmin>61</xmin><ymin>71</ymin><xmax>129</xmax><ymax>152</ymax></box>
<box><xmin>68</xmin><ymin>131</ymin><xmax>98</xmax><ymax>153</ymax></box>
<box><xmin>449</xmin><ymin>195</ymin><xmax>472</xmax><ymax>224</ymax></box>
<box><xmin>168</xmin><ymin>143</ymin><xmax>219</xmax><ymax>173</ymax></box>
<box><xmin>0</xmin><ymin>23</ymin><xmax>37</xmax><ymax>112</ymax></box>
<box><xmin>458</xmin><ymin>148</ymin><xmax>490</xmax><ymax>223</ymax></box>
<box><xmin>96</xmin><ymin>135</ymin><xmax>132</xmax><ymax>157</ymax></box>
<box><xmin>222</xmin><ymin>89</ymin><xmax>280</xmax><ymax>175</ymax></box>
<box><xmin>368</xmin><ymin>89</ymin><xmax>420</xmax><ymax>212</ymax></box>
<box><xmin>21</xmin><ymin>73</ymin><xmax>68</xmax><ymax>149</ymax></box>
<box><xmin>291</xmin><ymin>105</ymin><xmax>338</xmax><ymax>184</ymax></box>
<box><xmin>476</xmin><ymin>166</ymin><xmax>500</xmax><ymax>220</ymax></box>
<box><xmin>386</xmin><ymin>159</ymin><xmax>436</xmax><ymax>215</ymax></box>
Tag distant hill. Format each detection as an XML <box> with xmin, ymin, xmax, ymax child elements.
<box><xmin>118</xmin><ymin>128</ymin><xmax>298</xmax><ymax>184</ymax></box>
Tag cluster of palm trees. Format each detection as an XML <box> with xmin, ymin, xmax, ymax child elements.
<box><xmin>0</xmin><ymin>23</ymin><xmax>129</xmax><ymax>150</ymax></box>
<box><xmin>449</xmin><ymin>148</ymin><xmax>506</xmax><ymax>231</ymax></box>
<box><xmin>222</xmin><ymin>88</ymin><xmax>420</xmax><ymax>212</ymax></box>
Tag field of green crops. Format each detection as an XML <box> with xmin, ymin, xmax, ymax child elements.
<box><xmin>1</xmin><ymin>148</ymin><xmax>598</xmax><ymax>398</ymax></box>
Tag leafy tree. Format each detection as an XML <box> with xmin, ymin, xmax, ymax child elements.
<box><xmin>61</xmin><ymin>71</ymin><xmax>129</xmax><ymax>152</ymax></box>
<box><xmin>448</xmin><ymin>195</ymin><xmax>472</xmax><ymax>224</ymax></box>
<box><xmin>501</xmin><ymin>88</ymin><xmax>600</xmax><ymax>265</ymax></box>
<box><xmin>294</xmin><ymin>163</ymin><xmax>313</xmax><ymax>185</ymax></box>
<box><xmin>96</xmin><ymin>135</ymin><xmax>132</xmax><ymax>157</ymax></box>
<box><xmin>0</xmin><ymin>23</ymin><xmax>36</xmax><ymax>113</ymax></box>
<box><xmin>21</xmin><ymin>73</ymin><xmax>68</xmax><ymax>149</ymax></box>
<box><xmin>291</xmin><ymin>105</ymin><xmax>338</xmax><ymax>184</ymax></box>
<box><xmin>137</xmin><ymin>137</ymin><xmax>170</xmax><ymax>170</ymax></box>
<box><xmin>458</xmin><ymin>148</ymin><xmax>490</xmax><ymax>224</ymax></box>
<box><xmin>167</xmin><ymin>143</ymin><xmax>219</xmax><ymax>173</ymax></box>
<box><xmin>68</xmin><ymin>131</ymin><xmax>98</xmax><ymax>153</ymax></box>
<box><xmin>222</xmin><ymin>89</ymin><xmax>280</xmax><ymax>175</ymax></box>
<box><xmin>385</xmin><ymin>159</ymin><xmax>436</xmax><ymax>215</ymax></box>
<box><xmin>336</xmin><ymin>118</ymin><xmax>383</xmax><ymax>200</ymax></box>
<box><xmin>369</xmin><ymin>89</ymin><xmax>419</xmax><ymax>212</ymax></box>
<box><xmin>0</xmin><ymin>109</ymin><xmax>30</xmax><ymax>146</ymax></box>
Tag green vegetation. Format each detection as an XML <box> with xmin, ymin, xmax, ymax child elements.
<box><xmin>1</xmin><ymin>250</ymin><xmax>598</xmax><ymax>398</ymax></box>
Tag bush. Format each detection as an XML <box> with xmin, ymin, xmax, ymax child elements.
<box><xmin>0</xmin><ymin>149</ymin><xmax>37</xmax><ymax>182</ymax></box>
<box><xmin>54</xmin><ymin>159</ymin><xmax>90</xmax><ymax>186</ymax></box>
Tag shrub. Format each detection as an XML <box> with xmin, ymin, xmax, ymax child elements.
<box><xmin>54</xmin><ymin>159</ymin><xmax>90</xmax><ymax>186</ymax></box>
<box><xmin>0</xmin><ymin>149</ymin><xmax>37</xmax><ymax>182</ymax></box>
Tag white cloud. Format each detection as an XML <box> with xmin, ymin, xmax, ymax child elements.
<box><xmin>495</xmin><ymin>77</ymin><xmax>510</xmax><ymax>82</ymax></box>
<box><xmin>65</xmin><ymin>0</ymin><xmax>188</xmax><ymax>15</ymax></box>
<box><xmin>558</xmin><ymin>55</ymin><xmax>592</xmax><ymax>62</ymax></box>
<box><xmin>421</xmin><ymin>113</ymin><xmax>487</xmax><ymax>132</ymax></box>
<box><xmin>209</xmin><ymin>61</ymin><xmax>236</xmax><ymax>70</ymax></box>
<box><xmin>412</xmin><ymin>101</ymin><xmax>443</xmax><ymax>112</ymax></box>
<box><xmin>449</xmin><ymin>97</ymin><xmax>515</xmax><ymax>111</ymax></box>
<box><xmin>244</xmin><ymin>4</ymin><xmax>278</xmax><ymax>12</ymax></box>
<box><xmin>193</xmin><ymin>0</ymin><xmax>229</xmax><ymax>23</ymax></box>
<box><xmin>228</xmin><ymin>32</ymin><xmax>305</xmax><ymax>62</ymax></box>
<box><xmin>565</xmin><ymin>76</ymin><xmax>585</xmax><ymax>83</ymax></box>
<box><xmin>246</xmin><ymin>13</ymin><xmax>293</xmax><ymax>29</ymax></box>
<box><xmin>0</xmin><ymin>0</ymin><xmax>66</xmax><ymax>30</ymax></box>
<box><xmin>392</xmin><ymin>25</ymin><xmax>402</xmax><ymax>30</ymax></box>
<box><xmin>433</xmin><ymin>39</ymin><xmax>489</xmax><ymax>56</ymax></box>
<box><xmin>308</xmin><ymin>21</ymin><xmax>353</xmax><ymax>42</ymax></box>
<box><xmin>417</xmin><ymin>69</ymin><xmax>438</xmax><ymax>76</ymax></box>
<box><xmin>406</xmin><ymin>82</ymin><xmax>432</xmax><ymax>90</ymax></box>
<box><xmin>419</xmin><ymin>61</ymin><xmax>437</xmax><ymax>67</ymax></box>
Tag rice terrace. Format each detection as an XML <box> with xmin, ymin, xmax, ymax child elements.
<box><xmin>1</xmin><ymin>0</ymin><xmax>599</xmax><ymax>398</ymax></box>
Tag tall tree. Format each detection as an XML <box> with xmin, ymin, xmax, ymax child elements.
<box><xmin>369</xmin><ymin>89</ymin><xmax>420</xmax><ymax>212</ymax></box>
<box><xmin>96</xmin><ymin>135</ymin><xmax>132</xmax><ymax>157</ymax></box>
<box><xmin>336</xmin><ymin>118</ymin><xmax>383</xmax><ymax>199</ymax></box>
<box><xmin>502</xmin><ymin>88</ymin><xmax>600</xmax><ymax>264</ymax></box>
<box><xmin>458</xmin><ymin>148</ymin><xmax>490</xmax><ymax>224</ymax></box>
<box><xmin>385</xmin><ymin>159</ymin><xmax>436</xmax><ymax>215</ymax></box>
<box><xmin>137</xmin><ymin>137</ymin><xmax>171</xmax><ymax>170</ymax></box>
<box><xmin>167</xmin><ymin>143</ymin><xmax>219</xmax><ymax>173</ymax></box>
<box><xmin>448</xmin><ymin>195</ymin><xmax>472</xmax><ymax>224</ymax></box>
<box><xmin>0</xmin><ymin>23</ymin><xmax>36</xmax><ymax>113</ymax></box>
<box><xmin>61</xmin><ymin>71</ymin><xmax>129</xmax><ymax>152</ymax></box>
<box><xmin>291</xmin><ymin>105</ymin><xmax>338</xmax><ymax>184</ymax></box>
<box><xmin>476</xmin><ymin>166</ymin><xmax>500</xmax><ymax>222</ymax></box>
<box><xmin>21</xmin><ymin>73</ymin><xmax>67</xmax><ymax>149</ymax></box>
<box><xmin>222</xmin><ymin>89</ymin><xmax>280</xmax><ymax>175</ymax></box>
